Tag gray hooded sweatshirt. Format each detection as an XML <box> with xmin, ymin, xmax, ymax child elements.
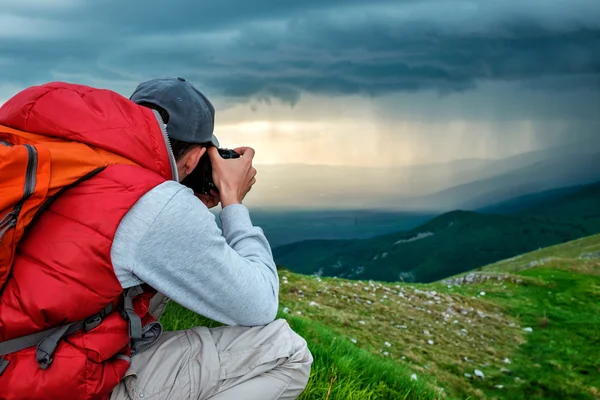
<box><xmin>110</xmin><ymin>113</ymin><xmax>279</xmax><ymax>327</ymax></box>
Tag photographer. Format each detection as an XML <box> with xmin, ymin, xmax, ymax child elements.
<box><xmin>110</xmin><ymin>77</ymin><xmax>313</xmax><ymax>399</ymax></box>
<box><xmin>0</xmin><ymin>77</ymin><xmax>312</xmax><ymax>400</ymax></box>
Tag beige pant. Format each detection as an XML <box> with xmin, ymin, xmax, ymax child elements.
<box><xmin>109</xmin><ymin>318</ymin><xmax>313</xmax><ymax>400</ymax></box>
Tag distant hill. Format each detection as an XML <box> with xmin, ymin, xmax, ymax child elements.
<box><xmin>478</xmin><ymin>185</ymin><xmax>585</xmax><ymax>215</ymax></box>
<box><xmin>163</xmin><ymin>234</ymin><xmax>600</xmax><ymax>399</ymax></box>
<box><xmin>517</xmin><ymin>181</ymin><xmax>600</xmax><ymax>218</ymax></box>
<box><xmin>480</xmin><ymin>181</ymin><xmax>600</xmax><ymax>218</ymax></box>
<box><xmin>272</xmin><ymin>210</ymin><xmax>600</xmax><ymax>283</ymax></box>
<box><xmin>405</xmin><ymin>151</ymin><xmax>600</xmax><ymax>211</ymax></box>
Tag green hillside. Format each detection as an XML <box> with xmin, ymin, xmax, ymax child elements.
<box><xmin>272</xmin><ymin>210</ymin><xmax>600</xmax><ymax>283</ymax></box>
<box><xmin>161</xmin><ymin>234</ymin><xmax>600</xmax><ymax>399</ymax></box>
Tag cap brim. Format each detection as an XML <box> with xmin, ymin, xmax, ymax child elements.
<box><xmin>209</xmin><ymin>135</ymin><xmax>220</xmax><ymax>148</ymax></box>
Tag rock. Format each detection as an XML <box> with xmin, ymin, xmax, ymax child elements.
<box><xmin>504</xmin><ymin>358</ymin><xmax>511</xmax><ymax>364</ymax></box>
<box><xmin>410</xmin><ymin>374</ymin><xmax>418</xmax><ymax>381</ymax></box>
<box><xmin>474</xmin><ymin>369</ymin><xmax>485</xmax><ymax>378</ymax></box>
<box><xmin>423</xmin><ymin>329</ymin><xmax>431</xmax><ymax>336</ymax></box>
<box><xmin>384</xmin><ymin>342</ymin><xmax>392</xmax><ymax>347</ymax></box>
<box><xmin>480</xmin><ymin>291</ymin><xmax>486</xmax><ymax>296</ymax></box>
<box><xmin>523</xmin><ymin>327</ymin><xmax>533</xmax><ymax>332</ymax></box>
<box><xmin>350</xmin><ymin>338</ymin><xmax>357</xmax><ymax>344</ymax></box>
<box><xmin>428</xmin><ymin>340</ymin><xmax>434</xmax><ymax>345</ymax></box>
<box><xmin>308</xmin><ymin>301</ymin><xmax>319</xmax><ymax>307</ymax></box>
<box><xmin>383</xmin><ymin>352</ymin><xmax>389</xmax><ymax>356</ymax></box>
<box><xmin>501</xmin><ymin>367</ymin><xmax>512</xmax><ymax>375</ymax></box>
<box><xmin>282</xmin><ymin>307</ymin><xmax>290</xmax><ymax>314</ymax></box>
<box><xmin>580</xmin><ymin>251</ymin><xmax>600</xmax><ymax>259</ymax></box>
<box><xmin>495</xmin><ymin>385</ymin><xmax>504</xmax><ymax>389</ymax></box>
<box><xmin>359</xmin><ymin>320</ymin><xmax>366</xmax><ymax>325</ymax></box>
<box><xmin>464</xmin><ymin>373</ymin><xmax>472</xmax><ymax>378</ymax></box>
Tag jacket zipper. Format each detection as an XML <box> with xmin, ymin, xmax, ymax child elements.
<box><xmin>152</xmin><ymin>110</ymin><xmax>179</xmax><ymax>182</ymax></box>
<box><xmin>0</xmin><ymin>144</ymin><xmax>38</xmax><ymax>241</ymax></box>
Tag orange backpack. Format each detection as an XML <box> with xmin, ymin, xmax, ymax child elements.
<box><xmin>0</xmin><ymin>125</ymin><xmax>139</xmax><ymax>290</ymax></box>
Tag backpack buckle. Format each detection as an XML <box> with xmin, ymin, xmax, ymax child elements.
<box><xmin>84</xmin><ymin>315</ymin><xmax>103</xmax><ymax>331</ymax></box>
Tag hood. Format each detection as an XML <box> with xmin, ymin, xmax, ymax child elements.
<box><xmin>0</xmin><ymin>81</ymin><xmax>175</xmax><ymax>181</ymax></box>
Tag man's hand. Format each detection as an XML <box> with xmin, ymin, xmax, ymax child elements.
<box><xmin>208</xmin><ymin>146</ymin><xmax>257</xmax><ymax>208</ymax></box>
<box><xmin>196</xmin><ymin>189</ymin><xmax>221</xmax><ymax>209</ymax></box>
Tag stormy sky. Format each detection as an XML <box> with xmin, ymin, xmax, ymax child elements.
<box><xmin>1</xmin><ymin>0</ymin><xmax>598</xmax><ymax>173</ymax></box>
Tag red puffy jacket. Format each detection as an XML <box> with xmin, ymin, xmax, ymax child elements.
<box><xmin>0</xmin><ymin>82</ymin><xmax>175</xmax><ymax>399</ymax></box>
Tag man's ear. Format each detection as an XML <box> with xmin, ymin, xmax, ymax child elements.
<box><xmin>181</xmin><ymin>146</ymin><xmax>206</xmax><ymax>176</ymax></box>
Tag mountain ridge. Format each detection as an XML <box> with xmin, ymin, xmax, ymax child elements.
<box><xmin>480</xmin><ymin>181</ymin><xmax>600</xmax><ymax>217</ymax></box>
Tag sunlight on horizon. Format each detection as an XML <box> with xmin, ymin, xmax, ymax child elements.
<box><xmin>215</xmin><ymin>116</ymin><xmax>542</xmax><ymax>168</ymax></box>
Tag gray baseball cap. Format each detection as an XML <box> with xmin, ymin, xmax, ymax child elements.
<box><xmin>130</xmin><ymin>77</ymin><xmax>219</xmax><ymax>147</ymax></box>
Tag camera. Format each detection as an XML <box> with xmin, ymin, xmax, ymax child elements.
<box><xmin>181</xmin><ymin>148</ymin><xmax>240</xmax><ymax>195</ymax></box>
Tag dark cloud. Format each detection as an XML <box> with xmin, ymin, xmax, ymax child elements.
<box><xmin>0</xmin><ymin>0</ymin><xmax>599</xmax><ymax>105</ymax></box>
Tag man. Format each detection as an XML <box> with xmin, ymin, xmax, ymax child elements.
<box><xmin>111</xmin><ymin>78</ymin><xmax>314</xmax><ymax>399</ymax></box>
<box><xmin>0</xmin><ymin>78</ymin><xmax>312</xmax><ymax>400</ymax></box>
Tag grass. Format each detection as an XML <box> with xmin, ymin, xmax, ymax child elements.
<box><xmin>283</xmin><ymin>317</ymin><xmax>435</xmax><ymax>400</ymax></box>
<box><xmin>160</xmin><ymin>233</ymin><xmax>600</xmax><ymax>399</ymax></box>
